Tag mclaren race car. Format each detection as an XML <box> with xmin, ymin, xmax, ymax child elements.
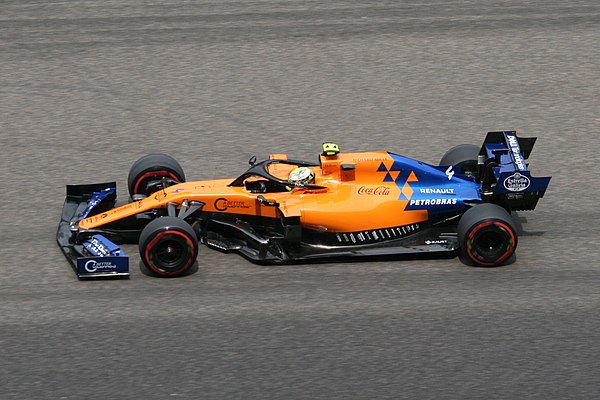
<box><xmin>57</xmin><ymin>131</ymin><xmax>551</xmax><ymax>279</ymax></box>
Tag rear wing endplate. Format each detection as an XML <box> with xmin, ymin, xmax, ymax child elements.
<box><xmin>480</xmin><ymin>131</ymin><xmax>551</xmax><ymax>211</ymax></box>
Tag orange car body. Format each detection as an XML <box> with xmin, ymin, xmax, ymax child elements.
<box><xmin>79</xmin><ymin>152</ymin><xmax>436</xmax><ymax>233</ymax></box>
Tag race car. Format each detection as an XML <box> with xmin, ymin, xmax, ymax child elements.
<box><xmin>57</xmin><ymin>131</ymin><xmax>551</xmax><ymax>279</ymax></box>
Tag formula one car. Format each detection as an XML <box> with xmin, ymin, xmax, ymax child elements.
<box><xmin>57</xmin><ymin>131</ymin><xmax>551</xmax><ymax>279</ymax></box>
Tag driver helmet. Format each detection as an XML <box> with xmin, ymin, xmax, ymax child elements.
<box><xmin>288</xmin><ymin>166</ymin><xmax>315</xmax><ymax>186</ymax></box>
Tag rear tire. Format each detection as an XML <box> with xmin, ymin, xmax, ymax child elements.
<box><xmin>128</xmin><ymin>153</ymin><xmax>186</xmax><ymax>197</ymax></box>
<box><xmin>458</xmin><ymin>203</ymin><xmax>517</xmax><ymax>267</ymax></box>
<box><xmin>439</xmin><ymin>144</ymin><xmax>480</xmax><ymax>178</ymax></box>
<box><xmin>139</xmin><ymin>216</ymin><xmax>198</xmax><ymax>277</ymax></box>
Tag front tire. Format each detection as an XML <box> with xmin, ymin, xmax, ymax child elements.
<box><xmin>458</xmin><ymin>203</ymin><xmax>518</xmax><ymax>267</ymax></box>
<box><xmin>128</xmin><ymin>153</ymin><xmax>186</xmax><ymax>198</ymax></box>
<box><xmin>139</xmin><ymin>217</ymin><xmax>198</xmax><ymax>277</ymax></box>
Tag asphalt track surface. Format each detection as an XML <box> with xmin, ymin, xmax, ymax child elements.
<box><xmin>2</xmin><ymin>1</ymin><xmax>600</xmax><ymax>399</ymax></box>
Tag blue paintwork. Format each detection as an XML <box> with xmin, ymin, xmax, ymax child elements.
<box><xmin>494</xmin><ymin>170</ymin><xmax>551</xmax><ymax>195</ymax></box>
<box><xmin>484</xmin><ymin>132</ymin><xmax>528</xmax><ymax>175</ymax></box>
<box><xmin>83</xmin><ymin>234</ymin><xmax>126</xmax><ymax>257</ymax></box>
<box><xmin>386</xmin><ymin>152</ymin><xmax>482</xmax><ymax>220</ymax></box>
<box><xmin>482</xmin><ymin>131</ymin><xmax>551</xmax><ymax>196</ymax></box>
<box><xmin>77</xmin><ymin>256</ymin><xmax>129</xmax><ymax>276</ymax></box>
<box><xmin>504</xmin><ymin>131</ymin><xmax>528</xmax><ymax>172</ymax></box>
<box><xmin>78</xmin><ymin>235</ymin><xmax>128</xmax><ymax>276</ymax></box>
<box><xmin>78</xmin><ymin>187</ymin><xmax>116</xmax><ymax>220</ymax></box>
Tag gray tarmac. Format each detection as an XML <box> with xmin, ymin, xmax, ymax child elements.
<box><xmin>2</xmin><ymin>1</ymin><xmax>600</xmax><ymax>398</ymax></box>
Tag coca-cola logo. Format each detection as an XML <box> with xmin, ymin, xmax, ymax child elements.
<box><xmin>503</xmin><ymin>172</ymin><xmax>530</xmax><ymax>192</ymax></box>
<box><xmin>357</xmin><ymin>186</ymin><xmax>391</xmax><ymax>196</ymax></box>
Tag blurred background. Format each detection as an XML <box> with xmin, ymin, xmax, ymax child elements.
<box><xmin>1</xmin><ymin>1</ymin><xmax>600</xmax><ymax>399</ymax></box>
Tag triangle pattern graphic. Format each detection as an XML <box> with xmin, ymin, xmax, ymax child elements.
<box><xmin>394</xmin><ymin>170</ymin><xmax>407</xmax><ymax>184</ymax></box>
<box><xmin>389</xmin><ymin>161</ymin><xmax>403</xmax><ymax>172</ymax></box>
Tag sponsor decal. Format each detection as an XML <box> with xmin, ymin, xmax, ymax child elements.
<box><xmin>419</xmin><ymin>188</ymin><xmax>455</xmax><ymax>194</ymax></box>
<box><xmin>172</xmin><ymin>188</ymin><xmax>185</xmax><ymax>194</ymax></box>
<box><xmin>84</xmin><ymin>259</ymin><xmax>117</xmax><ymax>273</ymax></box>
<box><xmin>425</xmin><ymin>239</ymin><xmax>448</xmax><ymax>245</ymax></box>
<box><xmin>409</xmin><ymin>198</ymin><xmax>457</xmax><ymax>206</ymax></box>
<box><xmin>503</xmin><ymin>172</ymin><xmax>530</xmax><ymax>192</ymax></box>
<box><xmin>85</xmin><ymin>238</ymin><xmax>111</xmax><ymax>257</ymax></box>
<box><xmin>77</xmin><ymin>256</ymin><xmax>129</xmax><ymax>275</ymax></box>
<box><xmin>352</xmin><ymin>157</ymin><xmax>388</xmax><ymax>162</ymax></box>
<box><xmin>214</xmin><ymin>198</ymin><xmax>251</xmax><ymax>212</ymax></box>
<box><xmin>506</xmin><ymin>134</ymin><xmax>527</xmax><ymax>171</ymax></box>
<box><xmin>358</xmin><ymin>186</ymin><xmax>391</xmax><ymax>196</ymax></box>
<box><xmin>195</xmin><ymin>184</ymin><xmax>215</xmax><ymax>190</ymax></box>
<box><xmin>375</xmin><ymin>155</ymin><xmax>463</xmax><ymax>211</ymax></box>
<box><xmin>83</xmin><ymin>235</ymin><xmax>124</xmax><ymax>257</ymax></box>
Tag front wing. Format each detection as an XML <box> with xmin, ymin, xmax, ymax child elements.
<box><xmin>57</xmin><ymin>182</ymin><xmax>130</xmax><ymax>279</ymax></box>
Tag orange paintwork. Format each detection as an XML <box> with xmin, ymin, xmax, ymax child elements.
<box><xmin>79</xmin><ymin>152</ymin><xmax>429</xmax><ymax>233</ymax></box>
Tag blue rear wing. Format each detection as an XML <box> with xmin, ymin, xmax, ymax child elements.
<box><xmin>480</xmin><ymin>131</ymin><xmax>551</xmax><ymax>211</ymax></box>
<box><xmin>481</xmin><ymin>131</ymin><xmax>534</xmax><ymax>173</ymax></box>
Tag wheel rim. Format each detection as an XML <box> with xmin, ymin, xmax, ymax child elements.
<box><xmin>156</xmin><ymin>239</ymin><xmax>185</xmax><ymax>265</ymax></box>
<box><xmin>467</xmin><ymin>221</ymin><xmax>515</xmax><ymax>266</ymax></box>
<box><xmin>145</xmin><ymin>230</ymin><xmax>195</xmax><ymax>275</ymax></box>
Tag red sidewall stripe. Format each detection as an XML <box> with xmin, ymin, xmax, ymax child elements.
<box><xmin>144</xmin><ymin>230</ymin><xmax>196</xmax><ymax>276</ymax></box>
<box><xmin>133</xmin><ymin>170</ymin><xmax>180</xmax><ymax>194</ymax></box>
<box><xmin>467</xmin><ymin>221</ymin><xmax>516</xmax><ymax>266</ymax></box>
